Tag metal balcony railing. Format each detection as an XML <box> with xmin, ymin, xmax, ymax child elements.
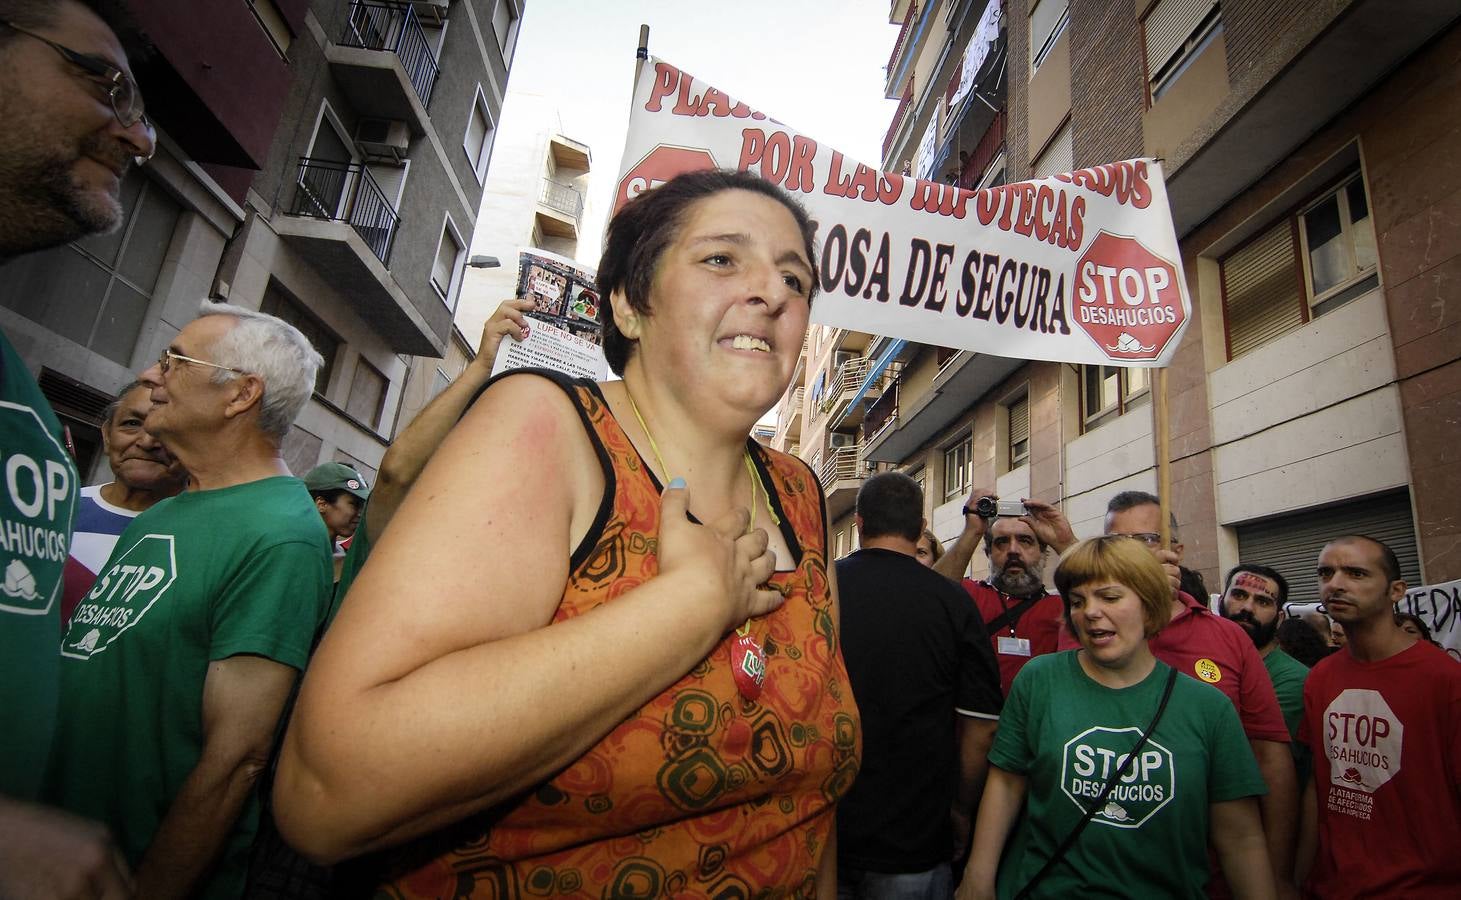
<box><xmin>289</xmin><ymin>158</ymin><xmax>400</xmax><ymax>264</ymax></box>
<box><xmin>884</xmin><ymin>80</ymin><xmax>914</xmax><ymax>159</ymax></box>
<box><xmin>819</xmin><ymin>444</ymin><xmax>863</xmax><ymax>487</ymax></box>
<box><xmin>539</xmin><ymin>179</ymin><xmax>584</xmax><ymax>219</ymax></box>
<box><xmin>886</xmin><ymin>2</ymin><xmax>918</xmax><ymax>79</ymax></box>
<box><xmin>341</xmin><ymin>0</ymin><xmax>440</xmax><ymax>106</ymax></box>
<box><xmin>818</xmin><ymin>356</ymin><xmax>872</xmax><ymax>421</ymax></box>
<box><xmin>862</xmin><ymin>381</ymin><xmax>898</xmax><ymax>443</ymax></box>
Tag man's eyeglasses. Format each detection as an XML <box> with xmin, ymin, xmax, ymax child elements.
<box><xmin>1110</xmin><ymin>532</ymin><xmax>1165</xmax><ymax>547</ymax></box>
<box><xmin>3</xmin><ymin>21</ymin><xmax>150</xmax><ymax>132</ymax></box>
<box><xmin>158</xmin><ymin>349</ymin><xmax>250</xmax><ymax>377</ymax></box>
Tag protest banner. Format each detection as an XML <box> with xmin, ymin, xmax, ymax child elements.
<box><xmin>614</xmin><ymin>56</ymin><xmax>1194</xmax><ymax>369</ymax></box>
<box><xmin>1396</xmin><ymin>578</ymin><xmax>1461</xmax><ymax>662</ymax></box>
<box><xmin>492</xmin><ymin>249</ymin><xmax>608</xmax><ymax>381</ymax></box>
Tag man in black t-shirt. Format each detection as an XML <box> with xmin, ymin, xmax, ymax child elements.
<box><xmin>836</xmin><ymin>472</ymin><xmax>1003</xmax><ymax>898</ymax></box>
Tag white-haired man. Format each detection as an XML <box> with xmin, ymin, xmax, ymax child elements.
<box><xmin>44</xmin><ymin>301</ymin><xmax>333</xmax><ymax>900</ymax></box>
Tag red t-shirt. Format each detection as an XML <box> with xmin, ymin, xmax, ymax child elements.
<box><xmin>961</xmin><ymin>579</ymin><xmax>1063</xmax><ymax>696</ymax></box>
<box><xmin>1298</xmin><ymin>640</ymin><xmax>1461</xmax><ymax>899</ymax></box>
<box><xmin>1059</xmin><ymin>591</ymin><xmax>1289</xmax><ymax>742</ymax></box>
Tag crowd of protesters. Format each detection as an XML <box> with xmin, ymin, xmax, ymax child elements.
<box><xmin>2</xmin><ymin>3</ymin><xmax>1459</xmax><ymax>899</ymax></box>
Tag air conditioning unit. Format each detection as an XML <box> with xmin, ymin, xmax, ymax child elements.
<box><xmin>833</xmin><ymin>350</ymin><xmax>856</xmax><ymax>368</ymax></box>
<box><xmin>354</xmin><ymin>118</ymin><xmax>410</xmax><ymax>164</ymax></box>
<box><xmin>829</xmin><ymin>432</ymin><xmax>856</xmax><ymax>450</ymax></box>
<box><xmin>411</xmin><ymin>0</ymin><xmax>450</xmax><ymax>26</ymax></box>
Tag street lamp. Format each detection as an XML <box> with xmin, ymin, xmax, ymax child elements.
<box><xmin>469</xmin><ymin>254</ymin><xmax>501</xmax><ymax>268</ymax></box>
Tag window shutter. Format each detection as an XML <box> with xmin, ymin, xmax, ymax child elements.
<box><xmin>1009</xmin><ymin>395</ymin><xmax>1029</xmax><ymax>452</ymax></box>
<box><xmin>1222</xmin><ymin>219</ymin><xmax>1304</xmax><ymax>359</ymax></box>
<box><xmin>1032</xmin><ymin>120</ymin><xmax>1072</xmax><ymax>178</ymax></box>
<box><xmin>1145</xmin><ymin>0</ymin><xmax>1216</xmax><ymax>76</ymax></box>
<box><xmin>1236</xmin><ymin>491</ymin><xmax>1421</xmax><ymax>608</ymax></box>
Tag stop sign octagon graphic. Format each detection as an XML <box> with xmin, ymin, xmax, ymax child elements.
<box><xmin>614</xmin><ymin>144</ymin><xmax>718</xmax><ymax>214</ymax></box>
<box><xmin>1071</xmin><ymin>230</ymin><xmax>1186</xmax><ymax>363</ymax></box>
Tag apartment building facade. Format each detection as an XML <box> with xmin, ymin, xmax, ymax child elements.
<box><xmin>0</xmin><ymin>0</ymin><xmax>524</xmax><ymax>483</ymax></box>
<box><xmin>777</xmin><ymin>0</ymin><xmax>1461</xmax><ymax>603</ymax></box>
<box><xmin>457</xmin><ymin>88</ymin><xmax>592</xmax><ymax>344</ymax></box>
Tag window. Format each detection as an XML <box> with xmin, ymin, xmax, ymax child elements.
<box><xmin>1080</xmin><ymin>366</ymin><xmax>1149</xmax><ymax>431</ymax></box>
<box><xmin>463</xmin><ymin>87</ymin><xmax>495</xmax><ymax>183</ymax></box>
<box><xmin>1030</xmin><ymin>0</ymin><xmax>1069</xmax><ymax>71</ymax></box>
<box><xmin>1145</xmin><ymin>0</ymin><xmax>1222</xmax><ymax>100</ymax></box>
<box><xmin>0</xmin><ymin>168</ymin><xmax>179</xmax><ymax>367</ymax></box>
<box><xmin>282</xmin><ymin>425</ymin><xmax>322</xmax><ymax>477</ymax></box>
<box><xmin>977</xmin><ymin>152</ymin><xmax>1007</xmax><ymax>189</ymax></box>
<box><xmin>1221</xmin><ymin>171</ymin><xmax>1378</xmax><ymax>359</ymax></box>
<box><xmin>1032</xmin><ymin>119</ymin><xmax>1072</xmax><ymax>179</ymax></box>
<box><xmin>430</xmin><ymin>217</ymin><xmax>466</xmax><ymax>308</ymax></box>
<box><xmin>943</xmin><ymin>434</ymin><xmax>972</xmax><ymax>503</ymax></box>
<box><xmin>431</xmin><ymin>367</ymin><xmax>451</xmax><ymax>401</ymax></box>
<box><xmin>260</xmin><ymin>282</ymin><xmax>339</xmax><ymax>396</ymax></box>
<box><xmin>1300</xmin><ymin>174</ymin><xmax>1377</xmax><ymax>312</ymax></box>
<box><xmin>345</xmin><ymin>357</ymin><xmax>388</xmax><ymax>430</ymax></box>
<box><xmin>910</xmin><ymin>466</ymin><xmax>927</xmax><ymax>503</ymax></box>
<box><xmin>246</xmin><ymin>0</ymin><xmax>292</xmax><ymax>56</ymax></box>
<box><xmin>835</xmin><ymin>529</ymin><xmax>847</xmax><ymax>560</ymax></box>
<box><xmin>1007</xmin><ymin>394</ymin><xmax>1030</xmax><ymax>470</ymax></box>
<box><xmin>491</xmin><ymin>0</ymin><xmax>518</xmax><ymax>57</ymax></box>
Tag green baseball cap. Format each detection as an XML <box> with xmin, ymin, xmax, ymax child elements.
<box><xmin>303</xmin><ymin>462</ymin><xmax>370</xmax><ymax>500</ymax></box>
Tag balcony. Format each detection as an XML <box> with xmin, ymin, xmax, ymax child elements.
<box><xmin>536</xmin><ymin>178</ymin><xmax>583</xmax><ymax>239</ymax></box>
<box><xmin>275</xmin><ymin>158</ymin><xmax>439</xmax><ymax>356</ymax></box>
<box><xmin>549</xmin><ymin>134</ymin><xmax>591</xmax><ymax>172</ymax></box>
<box><xmin>819</xmin><ymin>443</ymin><xmax>869</xmax><ymax>521</ymax></box>
<box><xmin>884</xmin><ymin>80</ymin><xmax>914</xmax><ymax>161</ymax></box>
<box><xmin>817</xmin><ymin>355</ymin><xmax>880</xmax><ymax>429</ymax></box>
<box><xmin>778</xmin><ymin>385</ymin><xmax>806</xmax><ymax>443</ymax></box>
<box><xmin>861</xmin><ymin>350</ymin><xmax>1024</xmax><ymax>464</ymax></box>
<box><xmin>1166</xmin><ymin>0</ymin><xmax>1457</xmax><ymax>236</ymax></box>
<box><xmin>885</xmin><ymin>1</ymin><xmax>918</xmax><ymax>95</ymax></box>
<box><xmin>327</xmin><ymin>1</ymin><xmax>440</xmax><ymax>135</ymax></box>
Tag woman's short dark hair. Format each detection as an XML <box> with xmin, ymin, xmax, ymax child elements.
<box><xmin>595</xmin><ymin>169</ymin><xmax>819</xmax><ymax>375</ymax></box>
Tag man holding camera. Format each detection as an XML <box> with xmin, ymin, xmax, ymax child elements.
<box><xmin>934</xmin><ymin>489</ymin><xmax>1077</xmax><ymax>696</ymax></box>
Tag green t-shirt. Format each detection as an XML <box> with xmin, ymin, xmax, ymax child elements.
<box><xmin>990</xmin><ymin>651</ymin><xmax>1266</xmax><ymax>899</ymax></box>
<box><xmin>0</xmin><ymin>331</ymin><xmax>78</xmax><ymax>799</ymax></box>
<box><xmin>44</xmin><ymin>476</ymin><xmax>331</xmax><ymax>899</ymax></box>
<box><xmin>324</xmin><ymin>503</ymin><xmax>373</xmax><ymax>631</ymax></box>
<box><xmin>1263</xmin><ymin>647</ymin><xmax>1311</xmax><ymax>782</ymax></box>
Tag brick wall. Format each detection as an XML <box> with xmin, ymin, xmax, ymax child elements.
<box><xmin>1068</xmin><ymin>0</ymin><xmax>1145</xmax><ymax>166</ymax></box>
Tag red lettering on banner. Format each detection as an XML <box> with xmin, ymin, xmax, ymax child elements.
<box><xmin>699</xmin><ymin>87</ymin><xmax>733</xmax><ymax>117</ymax></box>
<box><xmin>646</xmin><ymin>63</ymin><xmax>678</xmax><ymax>112</ymax></box>
<box><xmin>1056</xmin><ymin>160</ymin><xmax>1152</xmax><ymax>209</ymax></box>
<box><xmin>823</xmin><ymin>153</ymin><xmax>902</xmax><ymax>206</ymax></box>
<box><xmin>739</xmin><ymin>129</ymin><xmax>817</xmax><ymax>194</ymax></box>
<box><xmin>951</xmin><ymin>251</ymin><xmax>1069</xmax><ymax>334</ymax></box>
<box><xmin>673</xmin><ymin>72</ymin><xmax>703</xmax><ymax>115</ymax></box>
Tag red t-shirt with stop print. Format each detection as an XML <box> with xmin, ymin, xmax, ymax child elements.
<box><xmin>1299</xmin><ymin>640</ymin><xmax>1461</xmax><ymax>899</ymax></box>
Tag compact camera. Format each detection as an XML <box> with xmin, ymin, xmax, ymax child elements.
<box><xmin>968</xmin><ymin>496</ymin><xmax>1026</xmax><ymax>518</ymax></box>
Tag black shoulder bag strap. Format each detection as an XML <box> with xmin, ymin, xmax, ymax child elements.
<box><xmin>1013</xmin><ymin>666</ymin><xmax>1179</xmax><ymax>900</ymax></box>
<box><xmin>985</xmin><ymin>591</ymin><xmax>1044</xmax><ymax>635</ymax></box>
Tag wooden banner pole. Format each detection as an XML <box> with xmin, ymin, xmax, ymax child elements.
<box><xmin>1155</xmin><ymin>366</ymin><xmax>1172</xmax><ymax>547</ymax></box>
<box><xmin>635</xmin><ymin>24</ymin><xmax>650</xmax><ymax>85</ymax></box>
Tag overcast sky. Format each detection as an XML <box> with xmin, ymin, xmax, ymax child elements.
<box><xmin>471</xmin><ymin>0</ymin><xmax>902</xmax><ymax>257</ymax></box>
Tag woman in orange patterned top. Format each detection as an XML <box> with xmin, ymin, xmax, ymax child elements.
<box><xmin>273</xmin><ymin>170</ymin><xmax>860</xmax><ymax>897</ymax></box>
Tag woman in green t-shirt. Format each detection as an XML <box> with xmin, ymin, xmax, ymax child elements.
<box><xmin>957</xmin><ymin>536</ymin><xmax>1276</xmax><ymax>900</ymax></box>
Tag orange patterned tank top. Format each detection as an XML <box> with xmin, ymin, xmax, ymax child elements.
<box><xmin>371</xmin><ymin>371</ymin><xmax>861</xmax><ymax>899</ymax></box>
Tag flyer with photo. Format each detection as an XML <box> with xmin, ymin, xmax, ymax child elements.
<box><xmin>493</xmin><ymin>249</ymin><xmax>609</xmax><ymax>380</ymax></box>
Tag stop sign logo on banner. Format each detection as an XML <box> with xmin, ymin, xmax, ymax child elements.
<box><xmin>615</xmin><ymin>144</ymin><xmax>717</xmax><ymax>214</ymax></box>
<box><xmin>1071</xmin><ymin>231</ymin><xmax>1185</xmax><ymax>363</ymax></box>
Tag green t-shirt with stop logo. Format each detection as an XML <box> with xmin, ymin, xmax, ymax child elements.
<box><xmin>990</xmin><ymin>651</ymin><xmax>1266</xmax><ymax>899</ymax></box>
<box><xmin>0</xmin><ymin>331</ymin><xmax>77</xmax><ymax>799</ymax></box>
<box><xmin>44</xmin><ymin>475</ymin><xmax>330</xmax><ymax>899</ymax></box>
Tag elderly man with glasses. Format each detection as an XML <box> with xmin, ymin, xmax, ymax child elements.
<box><xmin>0</xmin><ymin>2</ymin><xmax>156</xmax><ymax>897</ymax></box>
<box><xmin>43</xmin><ymin>301</ymin><xmax>334</xmax><ymax>900</ymax></box>
<box><xmin>1056</xmin><ymin>490</ymin><xmax>1300</xmax><ymax>897</ymax></box>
